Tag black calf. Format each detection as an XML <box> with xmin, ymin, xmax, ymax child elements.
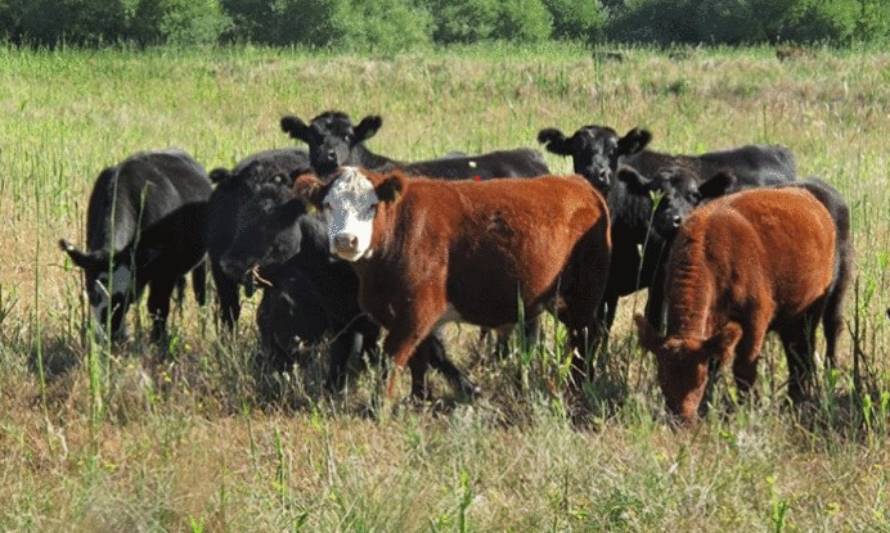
<box><xmin>60</xmin><ymin>150</ymin><xmax>211</xmax><ymax>342</ymax></box>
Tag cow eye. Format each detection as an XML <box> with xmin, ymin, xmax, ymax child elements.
<box><xmin>689</xmin><ymin>191</ymin><xmax>702</xmax><ymax>202</ymax></box>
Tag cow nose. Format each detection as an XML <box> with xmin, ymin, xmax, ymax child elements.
<box><xmin>334</xmin><ymin>233</ymin><xmax>358</xmax><ymax>253</ymax></box>
<box><xmin>672</xmin><ymin>215</ymin><xmax>683</xmax><ymax>228</ymax></box>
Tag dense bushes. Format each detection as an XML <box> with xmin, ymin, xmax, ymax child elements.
<box><xmin>608</xmin><ymin>0</ymin><xmax>890</xmax><ymax>45</ymax></box>
<box><xmin>0</xmin><ymin>0</ymin><xmax>886</xmax><ymax>48</ymax></box>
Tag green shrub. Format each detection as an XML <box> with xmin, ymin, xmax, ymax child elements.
<box><xmin>329</xmin><ymin>0</ymin><xmax>433</xmax><ymax>52</ymax></box>
<box><xmin>494</xmin><ymin>0</ymin><xmax>553</xmax><ymax>42</ymax></box>
<box><xmin>17</xmin><ymin>0</ymin><xmax>133</xmax><ymax>45</ymax></box>
<box><xmin>219</xmin><ymin>0</ymin><xmax>273</xmax><ymax>43</ymax></box>
<box><xmin>431</xmin><ymin>0</ymin><xmax>501</xmax><ymax>44</ymax></box>
<box><xmin>607</xmin><ymin>0</ymin><xmax>890</xmax><ymax>45</ymax></box>
<box><xmin>130</xmin><ymin>0</ymin><xmax>230</xmax><ymax>46</ymax></box>
<box><xmin>607</xmin><ymin>0</ymin><xmax>699</xmax><ymax>45</ymax></box>
<box><xmin>431</xmin><ymin>0</ymin><xmax>552</xmax><ymax>44</ymax></box>
<box><xmin>544</xmin><ymin>0</ymin><xmax>607</xmax><ymax>42</ymax></box>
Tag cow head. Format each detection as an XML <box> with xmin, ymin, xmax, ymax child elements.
<box><xmin>537</xmin><ymin>125</ymin><xmax>651</xmax><ymax>191</ymax></box>
<box><xmin>58</xmin><ymin>239</ymin><xmax>140</xmax><ymax>340</ymax></box>
<box><xmin>281</xmin><ymin>111</ymin><xmax>382</xmax><ymax>176</ymax></box>
<box><xmin>635</xmin><ymin>314</ymin><xmax>743</xmax><ymax>423</ymax></box>
<box><xmin>220</xmin><ymin>172</ymin><xmax>308</xmax><ymax>285</ymax></box>
<box><xmin>295</xmin><ymin>166</ymin><xmax>405</xmax><ymax>262</ymax></box>
<box><xmin>617</xmin><ymin>166</ymin><xmax>736</xmax><ymax>238</ymax></box>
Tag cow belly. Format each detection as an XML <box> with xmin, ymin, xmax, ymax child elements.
<box><xmin>446</xmin><ymin>269</ymin><xmax>557</xmax><ymax>328</ymax></box>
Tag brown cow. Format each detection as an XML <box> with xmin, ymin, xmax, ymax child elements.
<box><xmin>295</xmin><ymin>167</ymin><xmax>611</xmax><ymax>397</ymax></box>
<box><xmin>635</xmin><ymin>187</ymin><xmax>846</xmax><ymax>423</ymax></box>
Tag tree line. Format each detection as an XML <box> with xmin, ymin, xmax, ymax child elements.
<box><xmin>1</xmin><ymin>0</ymin><xmax>887</xmax><ymax>50</ymax></box>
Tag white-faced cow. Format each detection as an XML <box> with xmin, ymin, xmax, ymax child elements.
<box><xmin>295</xmin><ymin>167</ymin><xmax>612</xmax><ymax>397</ymax></box>
<box><xmin>219</xmin><ymin>175</ymin><xmax>477</xmax><ymax>397</ymax></box>
<box><xmin>59</xmin><ymin>150</ymin><xmax>211</xmax><ymax>342</ymax></box>
<box><xmin>538</xmin><ymin>123</ymin><xmax>797</xmax><ymax>333</ymax></box>
<box><xmin>206</xmin><ymin>148</ymin><xmax>311</xmax><ymax>328</ymax></box>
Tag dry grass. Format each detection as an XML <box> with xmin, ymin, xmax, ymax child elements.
<box><xmin>0</xmin><ymin>43</ymin><xmax>889</xmax><ymax>530</ymax></box>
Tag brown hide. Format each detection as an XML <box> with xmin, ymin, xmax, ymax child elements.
<box><xmin>636</xmin><ymin>187</ymin><xmax>838</xmax><ymax>423</ymax></box>
<box><xmin>299</xmin><ymin>169</ymin><xmax>611</xmax><ymax>397</ymax></box>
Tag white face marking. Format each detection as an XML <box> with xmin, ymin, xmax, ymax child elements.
<box><xmin>91</xmin><ymin>264</ymin><xmax>131</xmax><ymax>335</ymax></box>
<box><xmin>322</xmin><ymin>167</ymin><xmax>378</xmax><ymax>262</ymax></box>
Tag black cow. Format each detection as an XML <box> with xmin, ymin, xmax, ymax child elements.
<box><xmin>280</xmin><ymin>110</ymin><xmax>549</xmax><ymax>179</ymax></box>
<box><xmin>206</xmin><ymin>148</ymin><xmax>311</xmax><ymax>328</ymax></box>
<box><xmin>219</xmin><ymin>176</ymin><xmax>477</xmax><ymax>397</ymax></box>
<box><xmin>59</xmin><ymin>150</ymin><xmax>211</xmax><ymax>342</ymax></box>
<box><xmin>538</xmin><ymin>124</ymin><xmax>797</xmax><ymax>333</ymax></box>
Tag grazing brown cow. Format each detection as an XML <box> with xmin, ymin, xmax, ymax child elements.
<box><xmin>295</xmin><ymin>167</ymin><xmax>611</xmax><ymax>397</ymax></box>
<box><xmin>635</xmin><ymin>187</ymin><xmax>846</xmax><ymax>423</ymax></box>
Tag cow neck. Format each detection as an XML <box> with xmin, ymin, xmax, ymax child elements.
<box><xmin>350</xmin><ymin>144</ymin><xmax>401</xmax><ymax>171</ymax></box>
<box><xmin>663</xmin><ymin>231</ymin><xmax>713</xmax><ymax>341</ymax></box>
<box><xmin>607</xmin><ymin>181</ymin><xmax>659</xmax><ymax>243</ymax></box>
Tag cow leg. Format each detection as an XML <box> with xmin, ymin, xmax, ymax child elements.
<box><xmin>211</xmin><ymin>259</ymin><xmax>240</xmax><ymax>329</ymax></box>
<box><xmin>560</xmin><ymin>235</ymin><xmax>611</xmax><ymax>391</ymax></box>
<box><xmin>731</xmin><ymin>315</ymin><xmax>770</xmax><ymax>400</ymax></box>
<box><xmin>147</xmin><ymin>278</ymin><xmax>177</xmax><ymax>343</ymax></box>
<box><xmin>422</xmin><ymin>329</ymin><xmax>478</xmax><ymax>398</ymax></box>
<box><xmin>326</xmin><ymin>329</ymin><xmax>364</xmax><ymax>393</ymax></box>
<box><xmin>822</xmin><ymin>275</ymin><xmax>849</xmax><ymax>371</ymax></box>
<box><xmin>644</xmin><ymin>266</ymin><xmax>667</xmax><ymax>333</ymax></box>
<box><xmin>382</xmin><ymin>298</ymin><xmax>446</xmax><ymax>399</ymax></box>
<box><xmin>191</xmin><ymin>259</ymin><xmax>207</xmax><ymax>307</ymax></box>
<box><xmin>174</xmin><ymin>277</ymin><xmax>186</xmax><ymax>308</ymax></box>
<box><xmin>779</xmin><ymin>308</ymin><xmax>821</xmax><ymax>405</ymax></box>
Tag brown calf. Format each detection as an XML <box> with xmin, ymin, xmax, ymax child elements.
<box><xmin>636</xmin><ymin>187</ymin><xmax>843</xmax><ymax>423</ymax></box>
<box><xmin>295</xmin><ymin>167</ymin><xmax>611</xmax><ymax>397</ymax></box>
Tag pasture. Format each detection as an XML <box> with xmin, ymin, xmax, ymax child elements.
<box><xmin>1</xmin><ymin>43</ymin><xmax>889</xmax><ymax>530</ymax></box>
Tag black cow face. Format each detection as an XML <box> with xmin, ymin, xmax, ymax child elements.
<box><xmin>220</xmin><ymin>174</ymin><xmax>308</xmax><ymax>284</ymax></box>
<box><xmin>617</xmin><ymin>166</ymin><xmax>736</xmax><ymax>238</ymax></box>
<box><xmin>538</xmin><ymin>125</ymin><xmax>651</xmax><ymax>191</ymax></box>
<box><xmin>281</xmin><ymin>111</ymin><xmax>382</xmax><ymax>176</ymax></box>
<box><xmin>59</xmin><ymin>240</ymin><xmax>134</xmax><ymax>340</ymax></box>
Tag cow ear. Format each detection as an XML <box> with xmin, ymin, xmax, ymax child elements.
<box><xmin>354</xmin><ymin>115</ymin><xmax>383</xmax><ymax>143</ymax></box>
<box><xmin>700</xmin><ymin>322</ymin><xmax>743</xmax><ymax>364</ymax></box>
<box><xmin>634</xmin><ymin>314</ymin><xmax>663</xmax><ymax>354</ymax></box>
<box><xmin>59</xmin><ymin>239</ymin><xmax>101</xmax><ymax>270</ymax></box>
<box><xmin>375</xmin><ymin>173</ymin><xmax>405</xmax><ymax>204</ymax></box>
<box><xmin>616</xmin><ymin>166</ymin><xmax>652</xmax><ymax>194</ymax></box>
<box><xmin>617</xmin><ymin>128</ymin><xmax>652</xmax><ymax>157</ymax></box>
<box><xmin>537</xmin><ymin>128</ymin><xmax>573</xmax><ymax>156</ymax></box>
<box><xmin>209</xmin><ymin>168</ymin><xmax>231</xmax><ymax>184</ymax></box>
<box><xmin>293</xmin><ymin>173</ymin><xmax>327</xmax><ymax>208</ymax></box>
<box><xmin>281</xmin><ymin>115</ymin><xmax>313</xmax><ymax>143</ymax></box>
<box><xmin>698</xmin><ymin>171</ymin><xmax>736</xmax><ymax>200</ymax></box>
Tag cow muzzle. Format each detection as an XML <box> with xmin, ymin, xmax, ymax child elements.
<box><xmin>333</xmin><ymin>233</ymin><xmax>360</xmax><ymax>257</ymax></box>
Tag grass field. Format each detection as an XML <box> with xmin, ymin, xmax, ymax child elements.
<box><xmin>1</xmin><ymin>43</ymin><xmax>889</xmax><ymax>530</ymax></box>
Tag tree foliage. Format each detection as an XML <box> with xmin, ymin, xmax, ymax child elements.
<box><xmin>0</xmin><ymin>0</ymin><xmax>886</xmax><ymax>47</ymax></box>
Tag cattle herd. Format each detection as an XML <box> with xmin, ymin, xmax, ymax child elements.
<box><xmin>58</xmin><ymin>110</ymin><xmax>852</xmax><ymax>423</ymax></box>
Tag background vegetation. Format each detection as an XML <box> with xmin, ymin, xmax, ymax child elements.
<box><xmin>0</xmin><ymin>43</ymin><xmax>888</xmax><ymax>529</ymax></box>
<box><xmin>0</xmin><ymin>0</ymin><xmax>888</xmax><ymax>50</ymax></box>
